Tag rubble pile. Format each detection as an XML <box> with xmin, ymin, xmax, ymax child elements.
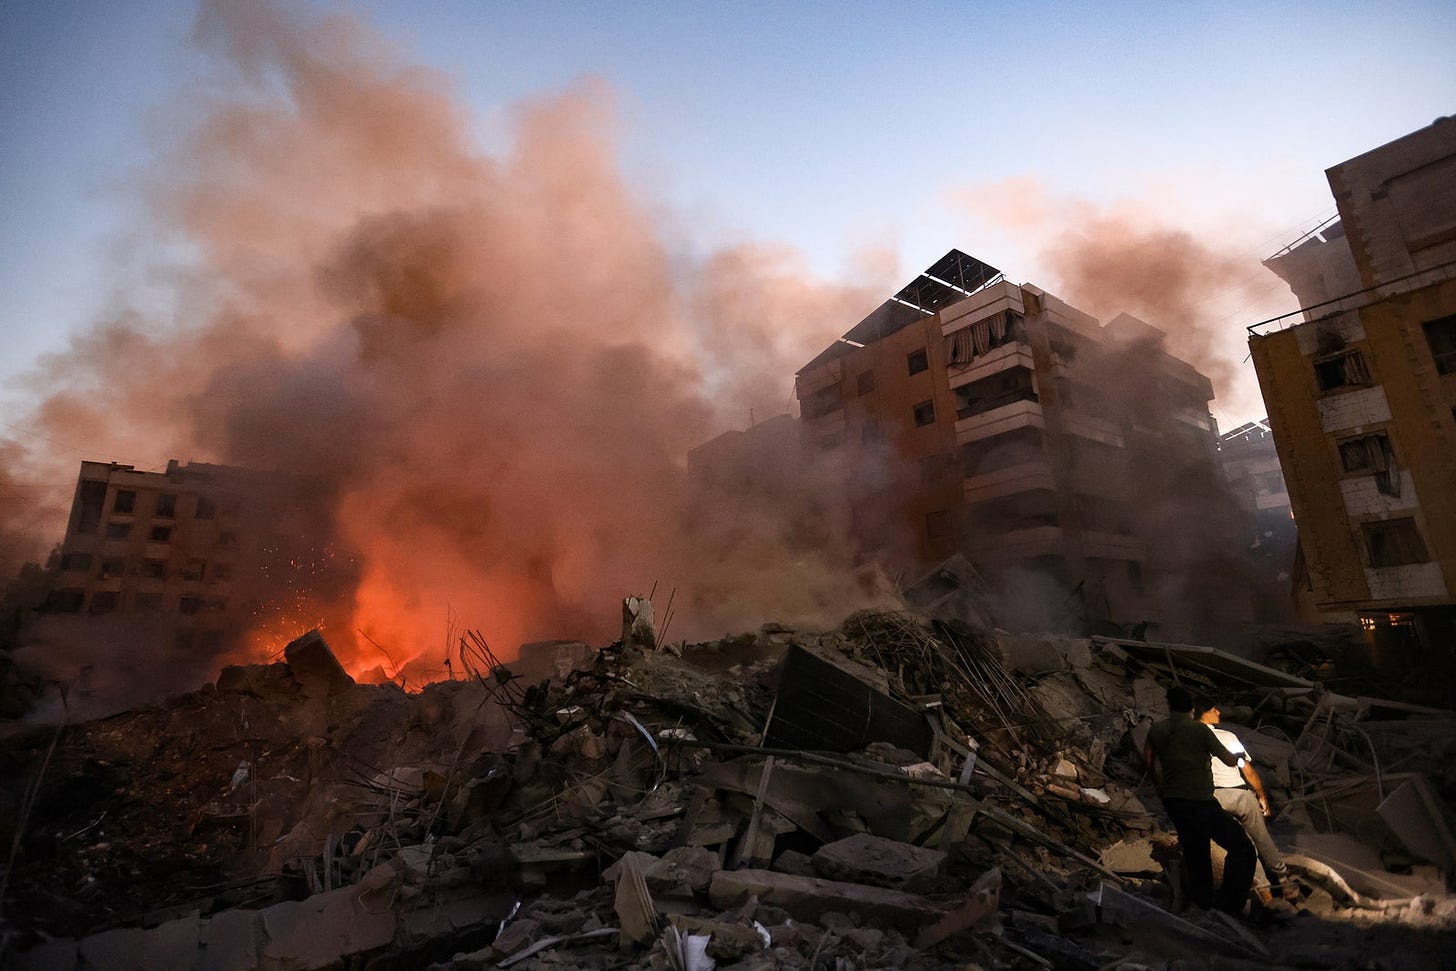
<box><xmin>3</xmin><ymin>609</ymin><xmax>1455</xmax><ymax>969</ymax></box>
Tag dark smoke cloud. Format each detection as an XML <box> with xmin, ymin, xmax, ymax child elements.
<box><xmin>1</xmin><ymin>0</ymin><xmax>896</xmax><ymax>696</ymax></box>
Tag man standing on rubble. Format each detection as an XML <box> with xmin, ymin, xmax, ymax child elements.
<box><xmin>1143</xmin><ymin>685</ymin><xmax>1256</xmax><ymax>915</ymax></box>
<box><xmin>1194</xmin><ymin>695</ymin><xmax>1291</xmax><ymax>900</ymax></box>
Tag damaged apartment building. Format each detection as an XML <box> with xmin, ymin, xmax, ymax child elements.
<box><xmin>37</xmin><ymin>459</ymin><xmax>346</xmax><ymax>668</ymax></box>
<box><xmin>1253</xmin><ymin>116</ymin><xmax>1456</xmax><ymax>683</ymax></box>
<box><xmin>793</xmin><ymin>250</ymin><xmax>1250</xmax><ymax>644</ymax></box>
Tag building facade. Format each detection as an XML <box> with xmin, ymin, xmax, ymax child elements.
<box><xmin>1252</xmin><ymin>117</ymin><xmax>1456</xmax><ymax>672</ymax></box>
<box><xmin>1217</xmin><ymin>420</ymin><xmax>1298</xmax><ymax>622</ymax></box>
<box><xmin>795</xmin><ymin>250</ymin><xmax>1246</xmax><ymax>642</ymax></box>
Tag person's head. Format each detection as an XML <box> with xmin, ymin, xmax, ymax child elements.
<box><xmin>1166</xmin><ymin>685</ymin><xmax>1193</xmax><ymax>714</ymax></box>
<box><xmin>1193</xmin><ymin>694</ymin><xmax>1220</xmax><ymax>725</ymax></box>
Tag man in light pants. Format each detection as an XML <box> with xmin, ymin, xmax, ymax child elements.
<box><xmin>1194</xmin><ymin>694</ymin><xmax>1290</xmax><ymax>900</ymax></box>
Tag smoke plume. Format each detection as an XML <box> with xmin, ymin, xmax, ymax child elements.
<box><xmin>1</xmin><ymin>0</ymin><xmax>895</xmax><ymax>699</ymax></box>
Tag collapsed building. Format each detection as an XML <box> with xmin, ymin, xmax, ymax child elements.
<box><xmin>1252</xmin><ymin>117</ymin><xmax>1456</xmax><ymax>690</ymax></box>
<box><xmin>1216</xmin><ymin>420</ymin><xmax>1299</xmax><ymax>623</ymax></box>
<box><xmin>792</xmin><ymin>251</ymin><xmax>1253</xmax><ymax>644</ymax></box>
<box><xmin>2</xmin><ymin>601</ymin><xmax>1454</xmax><ymax>970</ymax></box>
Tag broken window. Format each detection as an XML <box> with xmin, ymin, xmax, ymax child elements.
<box><xmin>150</xmin><ymin>524</ymin><xmax>172</xmax><ymax>543</ymax></box>
<box><xmin>907</xmin><ymin>349</ymin><xmax>929</xmax><ymax>375</ymax></box>
<box><xmin>45</xmin><ymin>588</ymin><xmax>85</xmax><ymax>613</ymax></box>
<box><xmin>801</xmin><ymin>383</ymin><xmax>843</xmax><ymax>419</ymax></box>
<box><xmin>856</xmin><ymin>370</ymin><xmax>876</xmax><ymax>395</ymax></box>
<box><xmin>945</xmin><ymin>310</ymin><xmax>1025</xmax><ymax>365</ymax></box>
<box><xmin>89</xmin><ymin>591</ymin><xmax>120</xmax><ymax>615</ymax></box>
<box><xmin>912</xmin><ymin>400</ymin><xmax>936</xmax><ymax>427</ymax></box>
<box><xmin>154</xmin><ymin>493</ymin><xmax>177</xmax><ymax>518</ymax></box>
<box><xmin>1338</xmin><ymin>433</ymin><xmax>1401</xmax><ymax>496</ymax></box>
<box><xmin>105</xmin><ymin>521</ymin><xmax>131</xmax><ymax>540</ymax></box>
<box><xmin>1313</xmin><ymin>348</ymin><xmax>1372</xmax><ymax>391</ymax></box>
<box><xmin>1361</xmin><ymin>518</ymin><xmax>1430</xmax><ymax>568</ymax></box>
<box><xmin>954</xmin><ymin>366</ymin><xmax>1037</xmax><ymax>419</ymax></box>
<box><xmin>113</xmin><ymin>490</ymin><xmax>136</xmax><ymax>515</ymax></box>
<box><xmin>59</xmin><ymin>552</ymin><xmax>92</xmax><ymax>572</ymax></box>
<box><xmin>74</xmin><ymin>480</ymin><xmax>107</xmax><ymax>534</ymax></box>
<box><xmin>194</xmin><ymin>496</ymin><xmax>216</xmax><ymax>520</ymax></box>
<box><xmin>1423</xmin><ymin>313</ymin><xmax>1456</xmax><ymax>375</ymax></box>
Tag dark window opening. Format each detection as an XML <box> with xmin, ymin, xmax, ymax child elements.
<box><xmin>99</xmin><ymin>557</ymin><xmax>126</xmax><ymax>579</ymax></box>
<box><xmin>1127</xmin><ymin>561</ymin><xmax>1144</xmax><ymax>595</ymax></box>
<box><xmin>1423</xmin><ymin>313</ymin><xmax>1456</xmax><ymax>375</ymax></box>
<box><xmin>60</xmin><ymin>552</ymin><xmax>92</xmax><ymax>572</ymax></box>
<box><xmin>179</xmin><ymin>596</ymin><xmax>202</xmax><ymax>616</ymax></box>
<box><xmin>1362</xmin><ymin>518</ymin><xmax>1430</xmax><ymax>568</ymax></box>
<box><xmin>75</xmin><ymin>480</ymin><xmax>107</xmax><ymax>534</ymax></box>
<box><xmin>856</xmin><ymin>370</ymin><xmax>876</xmax><ymax>395</ymax></box>
<box><xmin>194</xmin><ymin>496</ymin><xmax>216</xmax><ymax>520</ymax></box>
<box><xmin>907</xmin><ymin>349</ymin><xmax>929</xmax><ymax>375</ymax></box>
<box><xmin>89</xmin><ymin>591</ymin><xmax>120</xmax><ymax>615</ymax></box>
<box><xmin>134</xmin><ymin>592</ymin><xmax>163</xmax><ymax>613</ymax></box>
<box><xmin>113</xmin><ymin>490</ymin><xmax>136</xmax><ymax>515</ymax></box>
<box><xmin>45</xmin><ymin>588</ymin><xmax>86</xmax><ymax>613</ymax></box>
<box><xmin>212</xmin><ymin>563</ymin><xmax>234</xmax><ymax>581</ymax></box>
<box><xmin>912</xmin><ymin>400</ymin><xmax>936</xmax><ymax>427</ymax></box>
<box><xmin>965</xmin><ymin>490</ymin><xmax>1059</xmax><ymax>531</ymax></box>
<box><xmin>154</xmin><ymin>493</ymin><xmax>177</xmax><ymax>518</ymax></box>
<box><xmin>801</xmin><ymin>383</ymin><xmax>843</xmax><ymax>420</ymax></box>
<box><xmin>143</xmin><ymin>559</ymin><xmax>168</xmax><ymax>580</ymax></box>
<box><xmin>150</xmin><ymin>525</ymin><xmax>172</xmax><ymax>543</ymax></box>
<box><xmin>1337</xmin><ymin>433</ymin><xmax>1401</xmax><ymax>496</ymax></box>
<box><xmin>954</xmin><ymin>366</ymin><xmax>1038</xmax><ymax>419</ymax></box>
<box><xmin>104</xmin><ymin>521</ymin><xmax>131</xmax><ymax>540</ymax></box>
<box><xmin>961</xmin><ymin>427</ymin><xmax>1046</xmax><ymax>476</ymax></box>
<box><xmin>1314</xmin><ymin>349</ymin><xmax>1372</xmax><ymax>391</ymax></box>
<box><xmin>182</xmin><ymin>560</ymin><xmax>206</xmax><ymax>582</ymax></box>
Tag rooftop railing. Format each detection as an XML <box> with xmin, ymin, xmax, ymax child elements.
<box><xmin>1247</xmin><ymin>257</ymin><xmax>1456</xmax><ymax>337</ymax></box>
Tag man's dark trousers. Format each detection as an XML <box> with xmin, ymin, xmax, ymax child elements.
<box><xmin>1163</xmin><ymin>796</ymin><xmax>1256</xmax><ymax>914</ymax></box>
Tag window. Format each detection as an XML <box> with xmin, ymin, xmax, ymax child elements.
<box><xmin>1314</xmin><ymin>349</ymin><xmax>1371</xmax><ymax>391</ymax></box>
<box><xmin>907</xmin><ymin>349</ymin><xmax>929</xmax><ymax>375</ymax></box>
<box><xmin>1424</xmin><ymin>314</ymin><xmax>1456</xmax><ymax>375</ymax></box>
<box><xmin>113</xmin><ymin>490</ymin><xmax>136</xmax><ymax>515</ymax></box>
<box><xmin>856</xmin><ymin>370</ymin><xmax>876</xmax><ymax>395</ymax></box>
<box><xmin>179</xmin><ymin>595</ymin><xmax>202</xmax><ymax>616</ymax></box>
<box><xmin>99</xmin><ymin>557</ymin><xmax>126</xmax><ymax>579</ymax></box>
<box><xmin>60</xmin><ymin>552</ymin><xmax>92</xmax><ymax>572</ymax></box>
<box><xmin>143</xmin><ymin>559</ymin><xmax>168</xmax><ymax>580</ymax></box>
<box><xmin>1338</xmin><ymin>433</ymin><xmax>1400</xmax><ymax>496</ymax></box>
<box><xmin>89</xmin><ymin>591</ymin><xmax>120</xmax><ymax>615</ymax></box>
<box><xmin>195</xmin><ymin>496</ymin><xmax>216</xmax><ymax>520</ymax></box>
<box><xmin>182</xmin><ymin>560</ymin><xmax>206</xmax><ymax>582</ymax></box>
<box><xmin>134</xmin><ymin>592</ymin><xmax>163</xmax><ymax>613</ymax></box>
<box><xmin>75</xmin><ymin>480</ymin><xmax>106</xmax><ymax>534</ymax></box>
<box><xmin>1362</xmin><ymin>518</ymin><xmax>1430</xmax><ymax>568</ymax></box>
<box><xmin>955</xmin><ymin>366</ymin><xmax>1038</xmax><ymax>419</ymax></box>
<box><xmin>45</xmin><ymin>588</ymin><xmax>85</xmax><ymax>613</ymax></box>
<box><xmin>217</xmin><ymin>531</ymin><xmax>237</xmax><ymax>548</ymax></box>
<box><xmin>801</xmin><ymin>384</ymin><xmax>843</xmax><ymax>419</ymax></box>
<box><xmin>154</xmin><ymin>493</ymin><xmax>177</xmax><ymax>518</ymax></box>
<box><xmin>105</xmin><ymin>521</ymin><xmax>131</xmax><ymax>540</ymax></box>
<box><xmin>912</xmin><ymin>400</ymin><xmax>936</xmax><ymax>427</ymax></box>
<box><xmin>212</xmin><ymin>563</ymin><xmax>234</xmax><ymax>581</ymax></box>
<box><xmin>150</xmin><ymin>525</ymin><xmax>172</xmax><ymax>543</ymax></box>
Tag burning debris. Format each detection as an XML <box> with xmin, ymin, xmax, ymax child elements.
<box><xmin>3</xmin><ymin>601</ymin><xmax>1454</xmax><ymax>970</ymax></box>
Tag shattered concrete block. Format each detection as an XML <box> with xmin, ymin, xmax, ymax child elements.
<box><xmin>1099</xmin><ymin>837</ymin><xmax>1159</xmax><ymax>875</ymax></box>
<box><xmin>647</xmin><ymin>846</ymin><xmax>720</xmax><ymax>894</ymax></box>
<box><xmin>622</xmin><ymin>596</ymin><xmax>657</xmax><ymax>650</ymax></box>
<box><xmin>260</xmin><ymin>886</ymin><xmax>397</xmax><ymax>970</ymax></box>
<box><xmin>771</xmin><ymin>849</ymin><xmax>816</xmax><ymax>877</ymax></box>
<box><xmin>914</xmin><ymin>867</ymin><xmax>1000</xmax><ymax>948</ymax></box>
<box><xmin>490</xmin><ymin>918</ymin><xmax>540</xmax><ymax>957</ymax></box>
<box><xmin>811</xmin><ymin>833</ymin><xmax>946</xmax><ymax>893</ymax></box>
<box><xmin>398</xmin><ymin>894</ymin><xmax>498</xmax><ymax>945</ymax></box>
<box><xmin>709</xmin><ymin>869</ymin><xmax>945</xmax><ymax>929</ymax></box>
<box><xmin>200</xmin><ymin>907</ymin><xmax>261</xmax><ymax>971</ymax></box>
<box><xmin>283</xmin><ymin>630</ymin><xmax>355</xmax><ymax>697</ymax></box>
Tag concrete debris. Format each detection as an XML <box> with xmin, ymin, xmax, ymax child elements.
<box><xmin>4</xmin><ymin>605</ymin><xmax>1456</xmax><ymax>969</ymax></box>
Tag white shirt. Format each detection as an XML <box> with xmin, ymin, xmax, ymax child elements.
<box><xmin>1209</xmin><ymin>726</ymin><xmax>1248</xmax><ymax>789</ymax></box>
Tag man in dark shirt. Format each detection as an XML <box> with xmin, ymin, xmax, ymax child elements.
<box><xmin>1143</xmin><ymin>685</ymin><xmax>1256</xmax><ymax>915</ymax></box>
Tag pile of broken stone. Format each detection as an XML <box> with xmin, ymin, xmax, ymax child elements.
<box><xmin>3</xmin><ymin>605</ymin><xmax>1456</xmax><ymax>970</ymax></box>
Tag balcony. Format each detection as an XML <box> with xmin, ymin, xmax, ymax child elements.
<box><xmin>1081</xmin><ymin>530</ymin><xmax>1147</xmax><ymax>561</ymax></box>
<box><xmin>948</xmin><ymin>343</ymin><xmax>1036</xmax><ymax>389</ymax></box>
<box><xmin>1057</xmin><ymin>412</ymin><xmax>1125</xmax><ymax>448</ymax></box>
<box><xmin>955</xmin><ymin>399</ymin><xmax>1045</xmax><ymax>445</ymax></box>
<box><xmin>963</xmin><ymin>460</ymin><xmax>1055</xmax><ymax>505</ymax></box>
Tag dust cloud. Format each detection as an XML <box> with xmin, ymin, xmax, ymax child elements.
<box><xmin>0</xmin><ymin>0</ymin><xmax>895</xmax><ymax>697</ymax></box>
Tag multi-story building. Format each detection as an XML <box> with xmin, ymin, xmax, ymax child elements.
<box><xmin>795</xmin><ymin>249</ymin><xmax>1247</xmax><ymax>642</ymax></box>
<box><xmin>43</xmin><ymin>459</ymin><xmax>341</xmax><ymax>656</ymax></box>
<box><xmin>1217</xmin><ymin>420</ymin><xmax>1298</xmax><ymax>621</ymax></box>
<box><xmin>1252</xmin><ymin>117</ymin><xmax>1456</xmax><ymax>674</ymax></box>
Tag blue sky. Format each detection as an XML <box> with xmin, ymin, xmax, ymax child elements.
<box><xmin>2</xmin><ymin>0</ymin><xmax>1454</xmax><ymax>412</ymax></box>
